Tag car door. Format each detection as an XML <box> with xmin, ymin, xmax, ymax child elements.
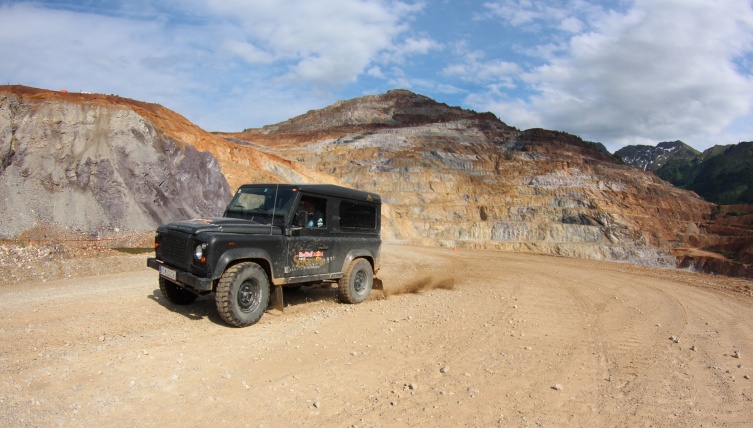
<box><xmin>286</xmin><ymin>194</ymin><xmax>334</xmax><ymax>279</ymax></box>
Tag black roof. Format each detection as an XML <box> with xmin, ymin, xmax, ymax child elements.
<box><xmin>237</xmin><ymin>183</ymin><xmax>381</xmax><ymax>204</ymax></box>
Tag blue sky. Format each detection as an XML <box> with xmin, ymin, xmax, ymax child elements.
<box><xmin>2</xmin><ymin>0</ymin><xmax>753</xmax><ymax>152</ymax></box>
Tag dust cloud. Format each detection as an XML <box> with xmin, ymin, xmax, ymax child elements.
<box><xmin>383</xmin><ymin>275</ymin><xmax>456</xmax><ymax>297</ymax></box>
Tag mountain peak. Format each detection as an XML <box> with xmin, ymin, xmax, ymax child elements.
<box><xmin>615</xmin><ymin>140</ymin><xmax>699</xmax><ymax>171</ymax></box>
<box><xmin>253</xmin><ymin>90</ymin><xmax>511</xmax><ymax>134</ymax></box>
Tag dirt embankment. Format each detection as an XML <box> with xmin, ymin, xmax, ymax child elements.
<box><xmin>1</xmin><ymin>244</ymin><xmax>753</xmax><ymax>427</ymax></box>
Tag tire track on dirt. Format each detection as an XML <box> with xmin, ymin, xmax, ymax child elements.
<box><xmin>554</xmin><ymin>262</ymin><xmax>753</xmax><ymax>426</ymax></box>
<box><xmin>3</xmin><ymin>245</ymin><xmax>753</xmax><ymax>427</ymax></box>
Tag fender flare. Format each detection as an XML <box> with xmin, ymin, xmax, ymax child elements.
<box><xmin>337</xmin><ymin>249</ymin><xmax>379</xmax><ymax>274</ymax></box>
<box><xmin>212</xmin><ymin>248</ymin><xmax>275</xmax><ymax>281</ymax></box>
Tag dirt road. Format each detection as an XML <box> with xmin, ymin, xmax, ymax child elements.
<box><xmin>2</xmin><ymin>244</ymin><xmax>753</xmax><ymax>427</ymax></box>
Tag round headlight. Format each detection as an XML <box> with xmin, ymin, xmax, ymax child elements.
<box><xmin>194</xmin><ymin>243</ymin><xmax>206</xmax><ymax>260</ymax></box>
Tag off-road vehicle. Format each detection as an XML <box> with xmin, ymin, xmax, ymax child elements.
<box><xmin>147</xmin><ymin>183</ymin><xmax>382</xmax><ymax>327</ymax></box>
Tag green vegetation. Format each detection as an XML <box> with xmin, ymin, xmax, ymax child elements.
<box><xmin>654</xmin><ymin>157</ymin><xmax>702</xmax><ymax>188</ymax></box>
<box><xmin>688</xmin><ymin>142</ymin><xmax>753</xmax><ymax>204</ymax></box>
<box><xmin>114</xmin><ymin>247</ymin><xmax>154</xmax><ymax>255</ymax></box>
<box><xmin>618</xmin><ymin>141</ymin><xmax>753</xmax><ymax>205</ymax></box>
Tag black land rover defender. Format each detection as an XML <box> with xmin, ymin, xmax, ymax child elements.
<box><xmin>147</xmin><ymin>183</ymin><xmax>382</xmax><ymax>327</ymax></box>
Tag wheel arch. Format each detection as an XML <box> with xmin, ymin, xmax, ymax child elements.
<box><xmin>337</xmin><ymin>249</ymin><xmax>378</xmax><ymax>274</ymax></box>
<box><xmin>212</xmin><ymin>248</ymin><xmax>276</xmax><ymax>286</ymax></box>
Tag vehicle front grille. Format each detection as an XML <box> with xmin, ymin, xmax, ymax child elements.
<box><xmin>158</xmin><ymin>230</ymin><xmax>192</xmax><ymax>271</ymax></box>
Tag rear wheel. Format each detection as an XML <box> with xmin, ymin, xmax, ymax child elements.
<box><xmin>338</xmin><ymin>258</ymin><xmax>373</xmax><ymax>304</ymax></box>
<box><xmin>216</xmin><ymin>262</ymin><xmax>270</xmax><ymax>327</ymax></box>
<box><xmin>159</xmin><ymin>277</ymin><xmax>198</xmax><ymax>305</ymax></box>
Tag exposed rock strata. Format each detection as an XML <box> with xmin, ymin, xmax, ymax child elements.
<box><xmin>674</xmin><ymin>204</ymin><xmax>753</xmax><ymax>277</ymax></box>
<box><xmin>1</xmin><ymin>86</ymin><xmax>734</xmax><ymax>275</ymax></box>
<box><xmin>0</xmin><ymin>87</ymin><xmax>233</xmax><ymax>237</ymax></box>
<box><xmin>231</xmin><ymin>90</ymin><xmax>715</xmax><ymax>268</ymax></box>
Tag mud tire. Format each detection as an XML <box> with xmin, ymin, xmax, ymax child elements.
<box><xmin>159</xmin><ymin>277</ymin><xmax>198</xmax><ymax>305</ymax></box>
<box><xmin>216</xmin><ymin>262</ymin><xmax>270</xmax><ymax>327</ymax></box>
<box><xmin>338</xmin><ymin>258</ymin><xmax>373</xmax><ymax>304</ymax></box>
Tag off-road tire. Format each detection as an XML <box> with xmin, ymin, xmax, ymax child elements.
<box><xmin>338</xmin><ymin>258</ymin><xmax>373</xmax><ymax>304</ymax></box>
<box><xmin>159</xmin><ymin>277</ymin><xmax>198</xmax><ymax>305</ymax></box>
<box><xmin>216</xmin><ymin>262</ymin><xmax>270</xmax><ymax>327</ymax></box>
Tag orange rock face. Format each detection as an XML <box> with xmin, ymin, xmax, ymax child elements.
<box><xmin>224</xmin><ymin>90</ymin><xmax>717</xmax><ymax>268</ymax></box>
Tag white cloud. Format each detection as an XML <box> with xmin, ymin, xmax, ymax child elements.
<box><xmin>442</xmin><ymin>55</ymin><xmax>520</xmax><ymax>88</ymax></box>
<box><xmin>0</xmin><ymin>1</ymin><xmax>428</xmax><ymax>130</ymax></box>
<box><xmin>384</xmin><ymin>37</ymin><xmax>443</xmax><ymax>64</ymax></box>
<box><xmin>441</xmin><ymin>41</ymin><xmax>521</xmax><ymax>89</ymax></box>
<box><xmin>481</xmin><ymin>0</ymin><xmax>602</xmax><ymax>33</ymax></box>
<box><xmin>222</xmin><ymin>40</ymin><xmax>276</xmax><ymax>65</ymax></box>
<box><xmin>473</xmin><ymin>0</ymin><xmax>753</xmax><ymax>150</ymax></box>
<box><xmin>464</xmin><ymin>87</ymin><xmax>541</xmax><ymax>129</ymax></box>
<box><xmin>194</xmin><ymin>0</ymin><xmax>423</xmax><ymax>86</ymax></box>
<box><xmin>366</xmin><ymin>66</ymin><xmax>386</xmax><ymax>79</ymax></box>
<box><xmin>0</xmin><ymin>3</ymin><xmax>187</xmax><ymax>95</ymax></box>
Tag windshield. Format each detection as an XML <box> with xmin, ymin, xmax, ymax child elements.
<box><xmin>225</xmin><ymin>186</ymin><xmax>297</xmax><ymax>225</ymax></box>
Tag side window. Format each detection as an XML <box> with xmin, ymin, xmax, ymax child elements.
<box><xmin>295</xmin><ymin>196</ymin><xmax>327</xmax><ymax>228</ymax></box>
<box><xmin>340</xmin><ymin>201</ymin><xmax>377</xmax><ymax>230</ymax></box>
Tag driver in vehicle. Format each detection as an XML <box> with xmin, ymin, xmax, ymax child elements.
<box><xmin>302</xmin><ymin>197</ymin><xmax>325</xmax><ymax>227</ymax></box>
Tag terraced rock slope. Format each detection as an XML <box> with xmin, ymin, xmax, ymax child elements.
<box><xmin>2</xmin><ymin>85</ymin><xmax>737</xmax><ymax>274</ymax></box>
<box><xmin>226</xmin><ymin>90</ymin><xmax>714</xmax><ymax>267</ymax></box>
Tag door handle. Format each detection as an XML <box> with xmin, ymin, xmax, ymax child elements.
<box><xmin>318</xmin><ymin>246</ymin><xmax>329</xmax><ymax>250</ymax></box>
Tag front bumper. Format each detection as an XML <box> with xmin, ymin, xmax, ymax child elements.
<box><xmin>147</xmin><ymin>258</ymin><xmax>214</xmax><ymax>293</ymax></box>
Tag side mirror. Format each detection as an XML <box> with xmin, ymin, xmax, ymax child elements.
<box><xmin>295</xmin><ymin>210</ymin><xmax>308</xmax><ymax>228</ymax></box>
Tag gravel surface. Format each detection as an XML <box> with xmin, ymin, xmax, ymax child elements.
<box><xmin>1</xmin><ymin>244</ymin><xmax>753</xmax><ymax>426</ymax></box>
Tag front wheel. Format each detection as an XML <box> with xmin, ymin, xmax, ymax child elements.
<box><xmin>216</xmin><ymin>262</ymin><xmax>270</xmax><ymax>327</ymax></box>
<box><xmin>338</xmin><ymin>258</ymin><xmax>373</xmax><ymax>304</ymax></box>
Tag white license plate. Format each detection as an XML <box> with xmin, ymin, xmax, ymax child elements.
<box><xmin>159</xmin><ymin>265</ymin><xmax>177</xmax><ymax>281</ymax></box>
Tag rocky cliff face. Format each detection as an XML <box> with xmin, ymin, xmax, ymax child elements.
<box><xmin>229</xmin><ymin>90</ymin><xmax>715</xmax><ymax>268</ymax></box>
<box><xmin>675</xmin><ymin>204</ymin><xmax>753</xmax><ymax>277</ymax></box>
<box><xmin>0</xmin><ymin>86</ymin><xmax>386</xmax><ymax>241</ymax></box>
<box><xmin>0</xmin><ymin>86</ymin><xmax>234</xmax><ymax>237</ymax></box>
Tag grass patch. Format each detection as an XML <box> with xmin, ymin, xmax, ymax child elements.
<box><xmin>113</xmin><ymin>247</ymin><xmax>154</xmax><ymax>255</ymax></box>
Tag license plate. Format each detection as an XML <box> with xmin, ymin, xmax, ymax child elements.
<box><xmin>159</xmin><ymin>265</ymin><xmax>177</xmax><ymax>281</ymax></box>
